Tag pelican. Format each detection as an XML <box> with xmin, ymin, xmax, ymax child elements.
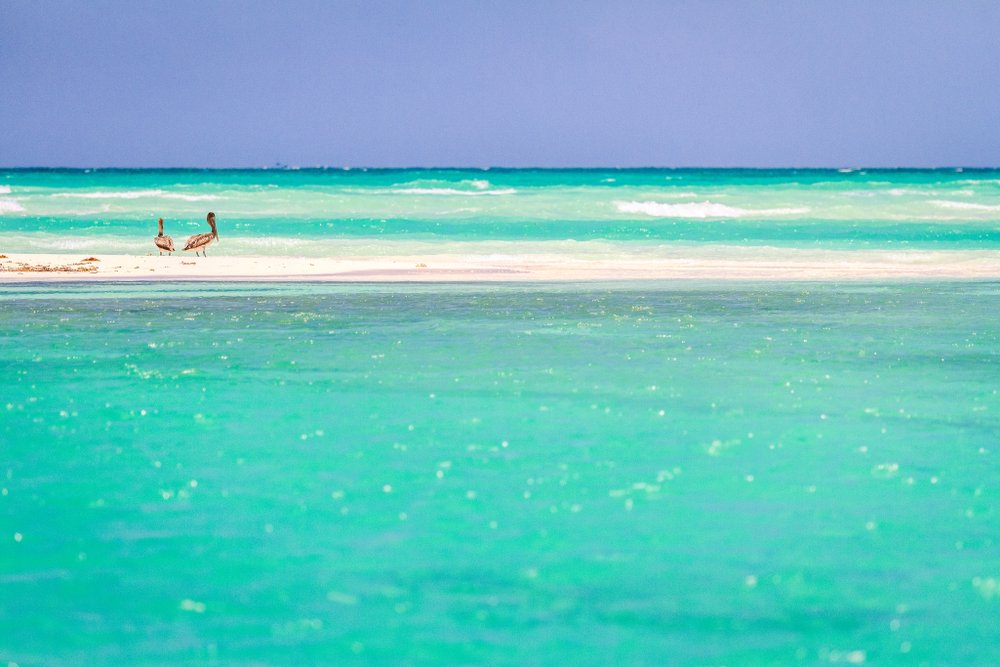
<box><xmin>154</xmin><ymin>218</ymin><xmax>175</xmax><ymax>255</ymax></box>
<box><xmin>183</xmin><ymin>212</ymin><xmax>218</xmax><ymax>257</ymax></box>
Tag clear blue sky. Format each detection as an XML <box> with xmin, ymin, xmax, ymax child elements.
<box><xmin>2</xmin><ymin>0</ymin><xmax>999</xmax><ymax>168</ymax></box>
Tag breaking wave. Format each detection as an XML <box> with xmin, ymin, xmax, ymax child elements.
<box><xmin>931</xmin><ymin>200</ymin><xmax>1000</xmax><ymax>212</ymax></box>
<box><xmin>616</xmin><ymin>200</ymin><xmax>809</xmax><ymax>219</ymax></box>
<box><xmin>0</xmin><ymin>199</ymin><xmax>25</xmax><ymax>213</ymax></box>
<box><xmin>392</xmin><ymin>187</ymin><xmax>517</xmax><ymax>196</ymax></box>
<box><xmin>389</xmin><ymin>179</ymin><xmax>515</xmax><ymax>196</ymax></box>
<box><xmin>51</xmin><ymin>190</ymin><xmax>221</xmax><ymax>201</ymax></box>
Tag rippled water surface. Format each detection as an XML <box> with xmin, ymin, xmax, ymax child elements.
<box><xmin>2</xmin><ymin>281</ymin><xmax>997</xmax><ymax>665</ymax></box>
<box><xmin>3</xmin><ymin>168</ymin><xmax>1000</xmax><ymax>257</ymax></box>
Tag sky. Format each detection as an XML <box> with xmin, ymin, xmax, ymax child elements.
<box><xmin>2</xmin><ymin>0</ymin><xmax>999</xmax><ymax>168</ymax></box>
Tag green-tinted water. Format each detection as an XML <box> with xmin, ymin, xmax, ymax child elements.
<box><xmin>3</xmin><ymin>168</ymin><xmax>1000</xmax><ymax>254</ymax></box>
<box><xmin>2</xmin><ymin>281</ymin><xmax>997</xmax><ymax>665</ymax></box>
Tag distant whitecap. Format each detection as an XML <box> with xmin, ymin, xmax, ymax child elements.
<box><xmin>393</xmin><ymin>187</ymin><xmax>517</xmax><ymax>196</ymax></box>
<box><xmin>615</xmin><ymin>200</ymin><xmax>809</xmax><ymax>219</ymax></box>
<box><xmin>388</xmin><ymin>179</ymin><xmax>515</xmax><ymax>196</ymax></box>
<box><xmin>51</xmin><ymin>189</ymin><xmax>220</xmax><ymax>201</ymax></box>
<box><xmin>0</xmin><ymin>198</ymin><xmax>25</xmax><ymax>213</ymax></box>
<box><xmin>931</xmin><ymin>200</ymin><xmax>1000</xmax><ymax>212</ymax></box>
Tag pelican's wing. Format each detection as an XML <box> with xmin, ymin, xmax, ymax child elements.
<box><xmin>184</xmin><ymin>233</ymin><xmax>211</xmax><ymax>251</ymax></box>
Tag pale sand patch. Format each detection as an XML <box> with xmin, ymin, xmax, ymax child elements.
<box><xmin>0</xmin><ymin>250</ymin><xmax>999</xmax><ymax>282</ymax></box>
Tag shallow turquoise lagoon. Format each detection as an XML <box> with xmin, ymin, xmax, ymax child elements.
<box><xmin>4</xmin><ymin>168</ymin><xmax>1000</xmax><ymax>254</ymax></box>
<box><xmin>1</xmin><ymin>281</ymin><xmax>997</xmax><ymax>665</ymax></box>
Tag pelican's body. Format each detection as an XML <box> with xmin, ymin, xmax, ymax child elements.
<box><xmin>154</xmin><ymin>218</ymin><xmax>174</xmax><ymax>255</ymax></box>
<box><xmin>183</xmin><ymin>212</ymin><xmax>218</xmax><ymax>257</ymax></box>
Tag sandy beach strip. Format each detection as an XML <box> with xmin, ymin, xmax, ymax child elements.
<box><xmin>1</xmin><ymin>250</ymin><xmax>1000</xmax><ymax>282</ymax></box>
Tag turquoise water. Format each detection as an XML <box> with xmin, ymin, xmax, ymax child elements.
<box><xmin>2</xmin><ymin>168</ymin><xmax>1000</xmax><ymax>256</ymax></box>
<box><xmin>2</xmin><ymin>170</ymin><xmax>999</xmax><ymax>664</ymax></box>
<box><xmin>2</xmin><ymin>281</ymin><xmax>998</xmax><ymax>665</ymax></box>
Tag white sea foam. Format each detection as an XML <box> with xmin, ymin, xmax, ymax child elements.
<box><xmin>4</xmin><ymin>235</ymin><xmax>147</xmax><ymax>252</ymax></box>
<box><xmin>0</xmin><ymin>185</ymin><xmax>11</xmax><ymax>194</ymax></box>
<box><xmin>931</xmin><ymin>200</ymin><xmax>1000</xmax><ymax>212</ymax></box>
<box><xmin>616</xmin><ymin>200</ymin><xmax>809</xmax><ymax>219</ymax></box>
<box><xmin>0</xmin><ymin>199</ymin><xmax>25</xmax><ymax>213</ymax></box>
<box><xmin>842</xmin><ymin>188</ymin><xmax>976</xmax><ymax>199</ymax></box>
<box><xmin>165</xmin><ymin>193</ymin><xmax>222</xmax><ymax>201</ymax></box>
<box><xmin>387</xmin><ymin>179</ymin><xmax>514</xmax><ymax>196</ymax></box>
<box><xmin>879</xmin><ymin>188</ymin><xmax>975</xmax><ymax>197</ymax></box>
<box><xmin>234</xmin><ymin>237</ymin><xmax>311</xmax><ymax>250</ymax></box>
<box><xmin>631</xmin><ymin>191</ymin><xmax>700</xmax><ymax>200</ymax></box>
<box><xmin>46</xmin><ymin>238</ymin><xmax>136</xmax><ymax>251</ymax></box>
<box><xmin>955</xmin><ymin>179</ymin><xmax>1000</xmax><ymax>186</ymax></box>
<box><xmin>52</xmin><ymin>190</ymin><xmax>163</xmax><ymax>199</ymax></box>
<box><xmin>51</xmin><ymin>190</ymin><xmax>220</xmax><ymax>201</ymax></box>
<box><xmin>394</xmin><ymin>187</ymin><xmax>517</xmax><ymax>196</ymax></box>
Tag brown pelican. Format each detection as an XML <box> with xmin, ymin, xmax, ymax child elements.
<box><xmin>154</xmin><ymin>218</ymin><xmax>175</xmax><ymax>255</ymax></box>
<box><xmin>183</xmin><ymin>212</ymin><xmax>218</xmax><ymax>257</ymax></box>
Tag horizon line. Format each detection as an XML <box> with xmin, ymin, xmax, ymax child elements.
<box><xmin>2</xmin><ymin>165</ymin><xmax>997</xmax><ymax>171</ymax></box>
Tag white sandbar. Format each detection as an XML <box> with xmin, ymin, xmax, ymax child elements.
<box><xmin>1</xmin><ymin>249</ymin><xmax>999</xmax><ymax>282</ymax></box>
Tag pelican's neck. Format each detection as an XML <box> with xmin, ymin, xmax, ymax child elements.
<box><xmin>158</xmin><ymin>219</ymin><xmax>164</xmax><ymax>236</ymax></box>
<box><xmin>209</xmin><ymin>219</ymin><xmax>217</xmax><ymax>238</ymax></box>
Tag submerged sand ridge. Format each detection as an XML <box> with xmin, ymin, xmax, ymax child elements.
<box><xmin>2</xmin><ymin>249</ymin><xmax>1000</xmax><ymax>282</ymax></box>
